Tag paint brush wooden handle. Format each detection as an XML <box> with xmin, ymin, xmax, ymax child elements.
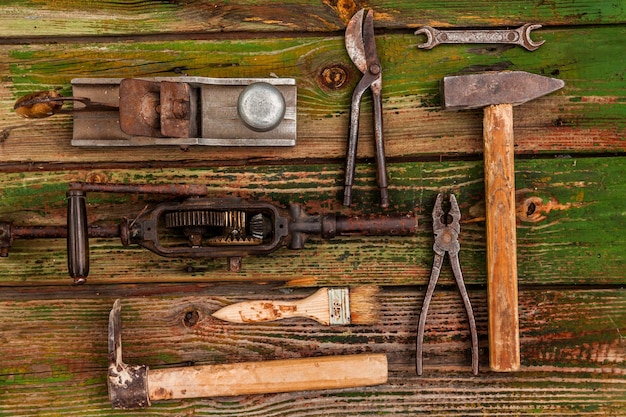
<box><xmin>483</xmin><ymin>103</ymin><xmax>521</xmax><ymax>372</ymax></box>
<box><xmin>212</xmin><ymin>288</ymin><xmax>333</xmax><ymax>324</ymax></box>
<box><xmin>148</xmin><ymin>354</ymin><xmax>388</xmax><ymax>401</ymax></box>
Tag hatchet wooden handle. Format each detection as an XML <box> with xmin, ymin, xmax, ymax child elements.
<box><xmin>483</xmin><ymin>103</ymin><xmax>521</xmax><ymax>372</ymax></box>
<box><xmin>148</xmin><ymin>353</ymin><xmax>388</xmax><ymax>401</ymax></box>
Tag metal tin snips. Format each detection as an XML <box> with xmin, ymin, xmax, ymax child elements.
<box><xmin>416</xmin><ymin>193</ymin><xmax>479</xmax><ymax>375</ymax></box>
<box><xmin>343</xmin><ymin>9</ymin><xmax>388</xmax><ymax>208</ymax></box>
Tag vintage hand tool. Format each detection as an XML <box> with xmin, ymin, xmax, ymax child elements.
<box><xmin>107</xmin><ymin>299</ymin><xmax>388</xmax><ymax>409</ymax></box>
<box><xmin>15</xmin><ymin>76</ymin><xmax>297</xmax><ymax>147</ymax></box>
<box><xmin>416</xmin><ymin>193</ymin><xmax>478</xmax><ymax>375</ymax></box>
<box><xmin>442</xmin><ymin>71</ymin><xmax>564</xmax><ymax>371</ymax></box>
<box><xmin>344</xmin><ymin>9</ymin><xmax>388</xmax><ymax>208</ymax></box>
<box><xmin>415</xmin><ymin>24</ymin><xmax>544</xmax><ymax>51</ymax></box>
<box><xmin>212</xmin><ymin>286</ymin><xmax>379</xmax><ymax>325</ymax></box>
<box><xmin>1</xmin><ymin>182</ymin><xmax>417</xmax><ymax>283</ymax></box>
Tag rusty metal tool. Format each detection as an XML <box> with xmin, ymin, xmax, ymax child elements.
<box><xmin>91</xmin><ymin>76</ymin><xmax>296</xmax><ymax>146</ymax></box>
<box><xmin>107</xmin><ymin>299</ymin><xmax>388</xmax><ymax>409</ymax></box>
<box><xmin>1</xmin><ymin>182</ymin><xmax>417</xmax><ymax>283</ymax></box>
<box><xmin>344</xmin><ymin>9</ymin><xmax>388</xmax><ymax>208</ymax></box>
<box><xmin>415</xmin><ymin>24</ymin><xmax>544</xmax><ymax>51</ymax></box>
<box><xmin>416</xmin><ymin>193</ymin><xmax>478</xmax><ymax>375</ymax></box>
<box><xmin>442</xmin><ymin>71</ymin><xmax>564</xmax><ymax>371</ymax></box>
<box><xmin>13</xmin><ymin>77</ymin><xmax>297</xmax><ymax>147</ymax></box>
<box><xmin>118</xmin><ymin>197</ymin><xmax>416</xmax><ymax>274</ymax></box>
<box><xmin>66</xmin><ymin>182</ymin><xmax>209</xmax><ymax>283</ymax></box>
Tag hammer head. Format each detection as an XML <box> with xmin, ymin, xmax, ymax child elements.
<box><xmin>442</xmin><ymin>71</ymin><xmax>564</xmax><ymax>110</ymax></box>
<box><xmin>108</xmin><ymin>299</ymin><xmax>150</xmax><ymax>409</ymax></box>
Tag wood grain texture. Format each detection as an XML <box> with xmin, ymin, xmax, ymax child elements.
<box><xmin>0</xmin><ymin>1</ymin><xmax>624</xmax><ymax>414</ymax></box>
<box><xmin>0</xmin><ymin>26</ymin><xmax>624</xmax><ymax>164</ymax></box>
<box><xmin>148</xmin><ymin>354</ymin><xmax>388</xmax><ymax>400</ymax></box>
<box><xmin>0</xmin><ymin>286</ymin><xmax>623</xmax><ymax>415</ymax></box>
<box><xmin>0</xmin><ymin>157</ymin><xmax>625</xmax><ymax>287</ymax></box>
<box><xmin>483</xmin><ymin>104</ymin><xmax>520</xmax><ymax>372</ymax></box>
<box><xmin>0</xmin><ymin>0</ymin><xmax>623</xmax><ymax>37</ymax></box>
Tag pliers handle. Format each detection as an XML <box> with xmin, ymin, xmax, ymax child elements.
<box><xmin>343</xmin><ymin>9</ymin><xmax>388</xmax><ymax>208</ymax></box>
<box><xmin>416</xmin><ymin>193</ymin><xmax>479</xmax><ymax>375</ymax></box>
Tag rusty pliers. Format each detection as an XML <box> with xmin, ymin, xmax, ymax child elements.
<box><xmin>343</xmin><ymin>9</ymin><xmax>388</xmax><ymax>208</ymax></box>
<box><xmin>416</xmin><ymin>193</ymin><xmax>479</xmax><ymax>375</ymax></box>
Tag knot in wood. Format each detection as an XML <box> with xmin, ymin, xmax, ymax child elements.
<box><xmin>183</xmin><ymin>309</ymin><xmax>200</xmax><ymax>327</ymax></box>
<box><xmin>85</xmin><ymin>172</ymin><xmax>109</xmax><ymax>183</ymax></box>
<box><xmin>518</xmin><ymin>196</ymin><xmax>545</xmax><ymax>223</ymax></box>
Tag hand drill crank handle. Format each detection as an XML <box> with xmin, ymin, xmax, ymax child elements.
<box><xmin>67</xmin><ymin>190</ymin><xmax>89</xmax><ymax>284</ymax></box>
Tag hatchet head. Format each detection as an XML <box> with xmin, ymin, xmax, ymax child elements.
<box><xmin>442</xmin><ymin>71</ymin><xmax>564</xmax><ymax>110</ymax></box>
<box><xmin>108</xmin><ymin>299</ymin><xmax>150</xmax><ymax>409</ymax></box>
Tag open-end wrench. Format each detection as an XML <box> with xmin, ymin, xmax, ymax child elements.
<box><xmin>415</xmin><ymin>24</ymin><xmax>544</xmax><ymax>51</ymax></box>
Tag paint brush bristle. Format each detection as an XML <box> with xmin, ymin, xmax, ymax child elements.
<box><xmin>349</xmin><ymin>286</ymin><xmax>380</xmax><ymax>325</ymax></box>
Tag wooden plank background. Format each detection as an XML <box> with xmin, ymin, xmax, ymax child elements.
<box><xmin>0</xmin><ymin>1</ymin><xmax>624</xmax><ymax>415</ymax></box>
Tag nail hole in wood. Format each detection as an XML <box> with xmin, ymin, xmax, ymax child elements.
<box><xmin>183</xmin><ymin>310</ymin><xmax>200</xmax><ymax>327</ymax></box>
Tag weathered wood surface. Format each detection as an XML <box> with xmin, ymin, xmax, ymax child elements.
<box><xmin>0</xmin><ymin>0</ymin><xmax>623</xmax><ymax>37</ymax></box>
<box><xmin>0</xmin><ymin>1</ymin><xmax>624</xmax><ymax>416</ymax></box>
<box><xmin>0</xmin><ymin>285</ymin><xmax>624</xmax><ymax>416</ymax></box>
<box><xmin>1</xmin><ymin>25</ymin><xmax>624</xmax><ymax>163</ymax></box>
<box><xmin>1</xmin><ymin>157</ymin><xmax>625</xmax><ymax>286</ymax></box>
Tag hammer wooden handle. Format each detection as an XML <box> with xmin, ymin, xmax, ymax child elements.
<box><xmin>483</xmin><ymin>103</ymin><xmax>521</xmax><ymax>372</ymax></box>
<box><xmin>148</xmin><ymin>353</ymin><xmax>388</xmax><ymax>401</ymax></box>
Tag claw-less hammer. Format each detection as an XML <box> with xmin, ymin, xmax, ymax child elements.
<box><xmin>107</xmin><ymin>300</ymin><xmax>388</xmax><ymax>409</ymax></box>
<box><xmin>442</xmin><ymin>71</ymin><xmax>564</xmax><ymax>371</ymax></box>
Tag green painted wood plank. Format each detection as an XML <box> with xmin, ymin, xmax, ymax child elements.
<box><xmin>1</xmin><ymin>26</ymin><xmax>624</xmax><ymax>163</ymax></box>
<box><xmin>0</xmin><ymin>1</ymin><xmax>624</xmax><ymax>37</ymax></box>
<box><xmin>0</xmin><ymin>156</ymin><xmax>624</xmax><ymax>286</ymax></box>
<box><xmin>0</xmin><ymin>287</ymin><xmax>623</xmax><ymax>415</ymax></box>
<box><xmin>0</xmin><ymin>2</ymin><xmax>623</xmax><ymax>415</ymax></box>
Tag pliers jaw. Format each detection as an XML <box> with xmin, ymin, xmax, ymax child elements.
<box><xmin>432</xmin><ymin>193</ymin><xmax>461</xmax><ymax>256</ymax></box>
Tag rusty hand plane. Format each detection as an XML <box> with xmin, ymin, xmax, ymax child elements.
<box><xmin>14</xmin><ymin>76</ymin><xmax>298</xmax><ymax>147</ymax></box>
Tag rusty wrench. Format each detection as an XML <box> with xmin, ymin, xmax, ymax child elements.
<box><xmin>416</xmin><ymin>193</ymin><xmax>479</xmax><ymax>375</ymax></box>
<box><xmin>415</xmin><ymin>23</ymin><xmax>544</xmax><ymax>51</ymax></box>
<box><xmin>344</xmin><ymin>9</ymin><xmax>388</xmax><ymax>208</ymax></box>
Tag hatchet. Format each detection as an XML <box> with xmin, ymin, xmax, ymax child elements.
<box><xmin>107</xmin><ymin>299</ymin><xmax>388</xmax><ymax>409</ymax></box>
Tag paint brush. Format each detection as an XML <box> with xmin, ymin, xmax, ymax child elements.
<box><xmin>212</xmin><ymin>286</ymin><xmax>380</xmax><ymax>325</ymax></box>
